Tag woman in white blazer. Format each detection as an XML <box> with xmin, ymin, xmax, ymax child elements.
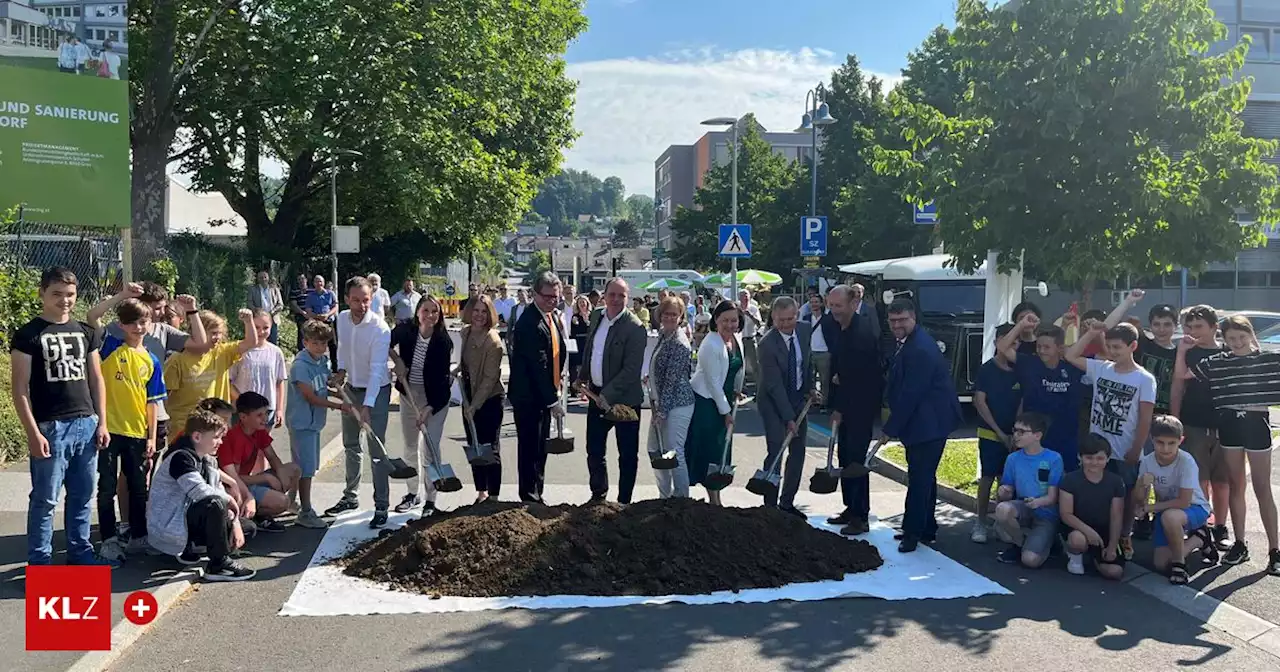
<box><xmin>684</xmin><ymin>300</ymin><xmax>746</xmax><ymax>506</ymax></box>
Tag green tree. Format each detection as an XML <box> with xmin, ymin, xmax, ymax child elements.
<box><xmin>670</xmin><ymin>117</ymin><xmax>802</xmax><ymax>273</ymax></box>
<box><xmin>525</xmin><ymin>250</ymin><xmax>552</xmax><ymax>277</ymax></box>
<box><xmin>613</xmin><ymin>219</ymin><xmax>640</xmax><ymax>247</ymax></box>
<box><xmin>812</xmin><ymin>55</ymin><xmax>933</xmax><ymax>262</ymax></box>
<box><xmin>875</xmin><ymin>0</ymin><xmax>1279</xmax><ymax>301</ymax></box>
<box><xmin>150</xmin><ymin>0</ymin><xmax>585</xmax><ymax>266</ymax></box>
<box><xmin>602</xmin><ymin>176</ymin><xmax>625</xmax><ymax>215</ymax></box>
<box><xmin>622</xmin><ymin>194</ymin><xmax>656</xmax><ymax>226</ymax></box>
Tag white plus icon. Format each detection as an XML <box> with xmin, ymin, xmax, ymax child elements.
<box><xmin>130</xmin><ymin>598</ymin><xmax>151</xmax><ymax>620</ymax></box>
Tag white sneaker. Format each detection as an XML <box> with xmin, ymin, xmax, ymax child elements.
<box><xmin>99</xmin><ymin>537</ymin><xmax>127</xmax><ymax>563</ymax></box>
<box><xmin>295</xmin><ymin>509</ymin><xmax>330</xmax><ymax>529</ymax></box>
<box><xmin>1067</xmin><ymin>552</ymin><xmax>1085</xmax><ymax>575</ymax></box>
<box><xmin>971</xmin><ymin>522</ymin><xmax>988</xmax><ymax>544</ymax></box>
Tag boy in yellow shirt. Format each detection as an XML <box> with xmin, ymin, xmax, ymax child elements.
<box><xmin>95</xmin><ymin>299</ymin><xmax>167</xmax><ymax>561</ymax></box>
<box><xmin>164</xmin><ymin>309</ymin><xmax>260</xmax><ymax>443</ymax></box>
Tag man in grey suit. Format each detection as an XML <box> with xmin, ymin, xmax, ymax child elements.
<box><xmin>577</xmin><ymin>278</ymin><xmax>648</xmax><ymax>504</ymax></box>
<box><xmin>757</xmin><ymin>296</ymin><xmax>815</xmax><ymax>516</ymax></box>
<box><xmin>247</xmin><ymin>270</ymin><xmax>285</xmax><ymax>344</ymax></box>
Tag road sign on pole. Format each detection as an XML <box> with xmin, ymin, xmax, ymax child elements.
<box><xmin>800</xmin><ymin>216</ymin><xmax>828</xmax><ymax>256</ymax></box>
<box><xmin>444</xmin><ymin>284</ymin><xmax>456</xmax><ymax>297</ymax></box>
<box><xmin>913</xmin><ymin>201</ymin><xmax>937</xmax><ymax>224</ymax></box>
<box><xmin>718</xmin><ymin>224</ymin><xmax>752</xmax><ymax>258</ymax></box>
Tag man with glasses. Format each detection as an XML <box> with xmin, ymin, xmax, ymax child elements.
<box><xmin>508</xmin><ymin>271</ymin><xmax>567</xmax><ymax>504</ymax></box>
<box><xmin>881</xmin><ymin>299</ymin><xmax>962</xmax><ymax>553</ymax></box>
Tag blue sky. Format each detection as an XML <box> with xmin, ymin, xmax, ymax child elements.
<box><xmin>562</xmin><ymin>0</ymin><xmax>957</xmax><ymax>196</ymax></box>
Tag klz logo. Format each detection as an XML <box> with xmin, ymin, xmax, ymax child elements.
<box><xmin>26</xmin><ymin>565</ymin><xmax>111</xmax><ymax>650</ymax></box>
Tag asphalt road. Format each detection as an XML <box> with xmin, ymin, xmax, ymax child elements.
<box><xmin>90</xmin><ymin>404</ymin><xmax>1280</xmax><ymax>671</ymax></box>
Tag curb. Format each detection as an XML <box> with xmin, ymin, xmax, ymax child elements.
<box><xmin>871</xmin><ymin>456</ymin><xmax>979</xmax><ymax>513</ymax></box>
<box><xmin>64</xmin><ymin>429</ymin><xmax>346</xmax><ymax>672</ymax></box>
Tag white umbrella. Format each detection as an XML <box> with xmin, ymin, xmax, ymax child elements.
<box><xmin>638</xmin><ymin>278</ymin><xmax>693</xmax><ymax>291</ymax></box>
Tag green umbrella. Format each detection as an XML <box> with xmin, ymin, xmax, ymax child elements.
<box><xmin>704</xmin><ymin>270</ymin><xmax>783</xmax><ymax>287</ymax></box>
<box><xmin>638</xmin><ymin>278</ymin><xmax>693</xmax><ymax>291</ymax></box>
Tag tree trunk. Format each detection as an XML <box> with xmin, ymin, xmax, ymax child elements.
<box><xmin>1080</xmin><ymin>279</ymin><xmax>1094</xmax><ymax>312</ymax></box>
<box><xmin>130</xmin><ymin>142</ymin><xmax>170</xmax><ymax>268</ymax></box>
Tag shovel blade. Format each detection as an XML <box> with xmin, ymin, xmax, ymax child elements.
<box><xmin>465</xmin><ymin>443</ymin><xmax>499</xmax><ymax>466</ymax></box>
<box><xmin>704</xmin><ymin>465</ymin><xmax>735</xmax><ymax>491</ymax></box>
<box><xmin>808</xmin><ymin>468</ymin><xmax>841</xmax><ymax>494</ymax></box>
<box><xmin>428</xmin><ymin>464</ymin><xmax>464</xmax><ymax>493</ymax></box>
<box><xmin>745</xmin><ymin>470</ymin><xmax>780</xmax><ymax>496</ymax></box>
<box><xmin>649</xmin><ymin>451</ymin><xmax>678</xmax><ymax>470</ymax></box>
<box><xmin>386</xmin><ymin>458</ymin><xmax>418</xmax><ymax>480</ymax></box>
<box><xmin>546</xmin><ymin>436</ymin><xmax>575</xmax><ymax>455</ymax></box>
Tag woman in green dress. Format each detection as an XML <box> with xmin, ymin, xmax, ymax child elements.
<box><xmin>686</xmin><ymin>300</ymin><xmax>746</xmax><ymax>506</ymax></box>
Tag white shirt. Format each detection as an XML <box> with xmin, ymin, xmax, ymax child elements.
<box><xmin>780</xmin><ymin>330</ymin><xmax>804</xmax><ymax>390</ymax></box>
<box><xmin>370</xmin><ymin>288</ymin><xmax>392</xmax><ymax>318</ymax></box>
<box><xmin>1086</xmin><ymin>358</ymin><xmax>1157</xmax><ymax>460</ymax></box>
<box><xmin>336</xmin><ymin>308</ymin><xmax>392</xmax><ymax>407</ymax></box>
<box><xmin>102</xmin><ymin>51</ymin><xmax>121</xmax><ymax>79</ymax></box>
<box><xmin>740</xmin><ymin>301</ymin><xmax>762</xmax><ymax>338</ymax></box>
<box><xmin>390</xmin><ymin>290</ymin><xmax>421</xmax><ymax>321</ymax></box>
<box><xmin>590</xmin><ymin>309</ymin><xmax>623</xmax><ymax>387</ymax></box>
<box><xmin>494</xmin><ymin>297</ymin><xmax>516</xmax><ymax>323</ymax></box>
<box><xmin>808</xmin><ymin>312</ymin><xmax>828</xmax><ymax>353</ymax></box>
<box><xmin>513</xmin><ymin>303</ymin><xmax>528</xmax><ymax>324</ymax></box>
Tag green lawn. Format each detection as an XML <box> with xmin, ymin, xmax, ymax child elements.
<box><xmin>0</xmin><ymin>54</ymin><xmax>60</xmax><ymax>72</ymax></box>
<box><xmin>881</xmin><ymin>438</ymin><xmax>984</xmax><ymax>497</ymax></box>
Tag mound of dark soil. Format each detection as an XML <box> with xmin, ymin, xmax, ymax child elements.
<box><xmin>337</xmin><ymin>498</ymin><xmax>883</xmax><ymax>597</ymax></box>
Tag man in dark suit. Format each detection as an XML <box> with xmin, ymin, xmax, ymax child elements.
<box><xmin>826</xmin><ymin>285</ymin><xmax>885</xmax><ymax>536</ymax></box>
<box><xmin>848</xmin><ymin>283</ymin><xmax>880</xmax><ymax>341</ymax></box>
<box><xmin>882</xmin><ymin>299</ymin><xmax>963</xmax><ymax>552</ymax></box>
<box><xmin>757</xmin><ymin>296</ymin><xmax>813</xmax><ymax>516</ymax></box>
<box><xmin>577</xmin><ymin>278</ymin><xmax>647</xmax><ymax>504</ymax></box>
<box><xmin>507</xmin><ymin>271</ymin><xmax>567</xmax><ymax>504</ymax></box>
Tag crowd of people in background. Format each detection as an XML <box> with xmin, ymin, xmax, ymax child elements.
<box><xmin>17</xmin><ymin>260</ymin><xmax>1280</xmax><ymax>587</ymax></box>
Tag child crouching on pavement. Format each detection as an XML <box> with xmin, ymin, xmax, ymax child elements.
<box><xmin>287</xmin><ymin>320</ymin><xmax>349</xmax><ymax>529</ymax></box>
<box><xmin>218</xmin><ymin>391</ymin><xmax>300</xmax><ymax>533</ymax></box>
<box><xmin>147</xmin><ymin>409</ymin><xmax>256</xmax><ymax>581</ymax></box>
<box><xmin>993</xmin><ymin>413</ymin><xmax>1064</xmax><ymax>568</ymax></box>
<box><xmin>1059</xmin><ymin>434</ymin><xmax>1127</xmax><ymax>579</ymax></box>
<box><xmin>1138</xmin><ymin>414</ymin><xmax>1218</xmax><ymax>584</ymax></box>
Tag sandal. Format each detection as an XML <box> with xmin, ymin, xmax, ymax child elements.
<box><xmin>1194</xmin><ymin>527</ymin><xmax>1220</xmax><ymax>565</ymax></box>
<box><xmin>1169</xmin><ymin>562</ymin><xmax>1189</xmax><ymax>585</ymax></box>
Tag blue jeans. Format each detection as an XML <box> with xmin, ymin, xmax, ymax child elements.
<box><xmin>28</xmin><ymin>415</ymin><xmax>99</xmax><ymax>565</ymax></box>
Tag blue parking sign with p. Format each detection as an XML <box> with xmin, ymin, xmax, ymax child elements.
<box><xmin>800</xmin><ymin>216</ymin><xmax>827</xmax><ymax>256</ymax></box>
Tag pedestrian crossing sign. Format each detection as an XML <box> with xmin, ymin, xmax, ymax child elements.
<box><xmin>719</xmin><ymin>224</ymin><xmax>751</xmax><ymax>258</ymax></box>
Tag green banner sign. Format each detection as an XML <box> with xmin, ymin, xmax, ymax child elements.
<box><xmin>0</xmin><ymin>36</ymin><xmax>130</xmax><ymax>229</ymax></box>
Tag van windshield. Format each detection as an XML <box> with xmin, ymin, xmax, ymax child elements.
<box><xmin>917</xmin><ymin>283</ymin><xmax>984</xmax><ymax>315</ymax></box>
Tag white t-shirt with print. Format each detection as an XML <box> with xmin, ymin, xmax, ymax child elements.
<box><xmin>1139</xmin><ymin>449</ymin><xmax>1208</xmax><ymax>509</ymax></box>
<box><xmin>1086</xmin><ymin>358</ymin><xmax>1157</xmax><ymax>461</ymax></box>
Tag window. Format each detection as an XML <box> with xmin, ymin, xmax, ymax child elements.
<box><xmin>1238</xmin><ymin>271</ymin><xmax>1270</xmax><ymax>288</ymax></box>
<box><xmin>1242</xmin><ymin>27</ymin><xmax>1271</xmax><ymax>61</ymax></box>
<box><xmin>94</xmin><ymin>29</ymin><xmax>106</xmax><ymax>40</ymax></box>
<box><xmin>1243</xmin><ymin>0</ymin><xmax>1280</xmax><ymax>23</ymax></box>
<box><xmin>1162</xmin><ymin>272</ymin><xmax>1198</xmax><ymax>288</ymax></box>
<box><xmin>107</xmin><ymin>30</ymin><xmax>120</xmax><ymax>41</ymax></box>
<box><xmin>73</xmin><ymin>7</ymin><xmax>80</xmax><ymax>16</ymax></box>
<box><xmin>1197</xmin><ymin>271</ymin><xmax>1236</xmax><ymax>289</ymax></box>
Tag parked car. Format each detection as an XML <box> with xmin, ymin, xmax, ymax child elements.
<box><xmin>1255</xmin><ymin>322</ymin><xmax>1280</xmax><ymax>353</ymax></box>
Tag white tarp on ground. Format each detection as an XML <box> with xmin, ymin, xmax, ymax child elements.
<box><xmin>280</xmin><ymin>487</ymin><xmax>1009</xmax><ymax>616</ymax></box>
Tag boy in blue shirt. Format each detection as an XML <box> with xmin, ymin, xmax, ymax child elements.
<box><xmin>972</xmin><ymin>324</ymin><xmax>1021</xmax><ymax>544</ymax></box>
<box><xmin>998</xmin><ymin>321</ymin><xmax>1084</xmax><ymax>472</ymax></box>
<box><xmin>287</xmin><ymin>321</ymin><xmax>350</xmax><ymax>528</ymax></box>
<box><xmin>993</xmin><ymin>413</ymin><xmax>1064</xmax><ymax>568</ymax></box>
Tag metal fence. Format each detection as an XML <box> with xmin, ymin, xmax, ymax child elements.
<box><xmin>0</xmin><ymin>211</ymin><xmax>124</xmax><ymax>304</ymax></box>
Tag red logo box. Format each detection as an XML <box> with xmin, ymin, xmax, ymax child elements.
<box><xmin>26</xmin><ymin>565</ymin><xmax>112</xmax><ymax>651</ymax></box>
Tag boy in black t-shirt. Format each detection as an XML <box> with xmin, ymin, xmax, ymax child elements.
<box><xmin>1170</xmin><ymin>304</ymin><xmax>1231</xmax><ymax>550</ymax></box>
<box><xmin>1060</xmin><ymin>434</ymin><xmax>1127</xmax><ymax>580</ymax></box>
<box><xmin>1011</xmin><ymin>302</ymin><xmax>1042</xmax><ymax>356</ymax></box>
<box><xmin>13</xmin><ymin>267</ymin><xmax>114</xmax><ymax>567</ymax></box>
<box><xmin>1129</xmin><ymin>302</ymin><xmax>1178</xmax><ymax>540</ymax></box>
<box><xmin>971</xmin><ymin>324</ymin><xmax>1022</xmax><ymax>544</ymax></box>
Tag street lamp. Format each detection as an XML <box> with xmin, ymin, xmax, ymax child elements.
<box><xmin>701</xmin><ymin>115</ymin><xmax>740</xmax><ymax>299</ymax></box>
<box><xmin>797</xmin><ymin>86</ymin><xmax>837</xmax><ymax>218</ymax></box>
<box><xmin>327</xmin><ymin>149</ymin><xmax>364</xmax><ymax>290</ymax></box>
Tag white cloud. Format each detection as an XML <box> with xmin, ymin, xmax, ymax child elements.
<box><xmin>563</xmin><ymin>47</ymin><xmax>900</xmax><ymax>197</ymax></box>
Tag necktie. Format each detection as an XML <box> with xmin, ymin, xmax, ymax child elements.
<box><xmin>787</xmin><ymin>334</ymin><xmax>798</xmax><ymax>392</ymax></box>
<box><xmin>547</xmin><ymin>312</ymin><xmax>561</xmax><ymax>390</ymax></box>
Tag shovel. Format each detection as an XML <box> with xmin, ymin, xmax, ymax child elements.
<box><xmin>398</xmin><ymin>386</ymin><xmax>463</xmax><ymax>493</ymax></box>
<box><xmin>454</xmin><ymin>370</ymin><xmax>499</xmax><ymax>466</ymax></box>
<box><xmin>809</xmin><ymin>418</ymin><xmax>842</xmax><ymax>494</ymax></box>
<box><xmin>841</xmin><ymin>435</ymin><xmax>889</xmax><ymax>479</ymax></box>
<box><xmin>648</xmin><ymin>418</ymin><xmax>679</xmax><ymax>470</ymax></box>
<box><xmin>339</xmin><ymin>387</ymin><xmax>417</xmax><ymax>480</ymax></box>
<box><xmin>747</xmin><ymin>397</ymin><xmax>813</xmax><ymax>497</ymax></box>
<box><xmin>546</xmin><ymin>368</ymin><xmax>575</xmax><ymax>455</ymax></box>
<box><xmin>704</xmin><ymin>396</ymin><xmax>751</xmax><ymax>491</ymax></box>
